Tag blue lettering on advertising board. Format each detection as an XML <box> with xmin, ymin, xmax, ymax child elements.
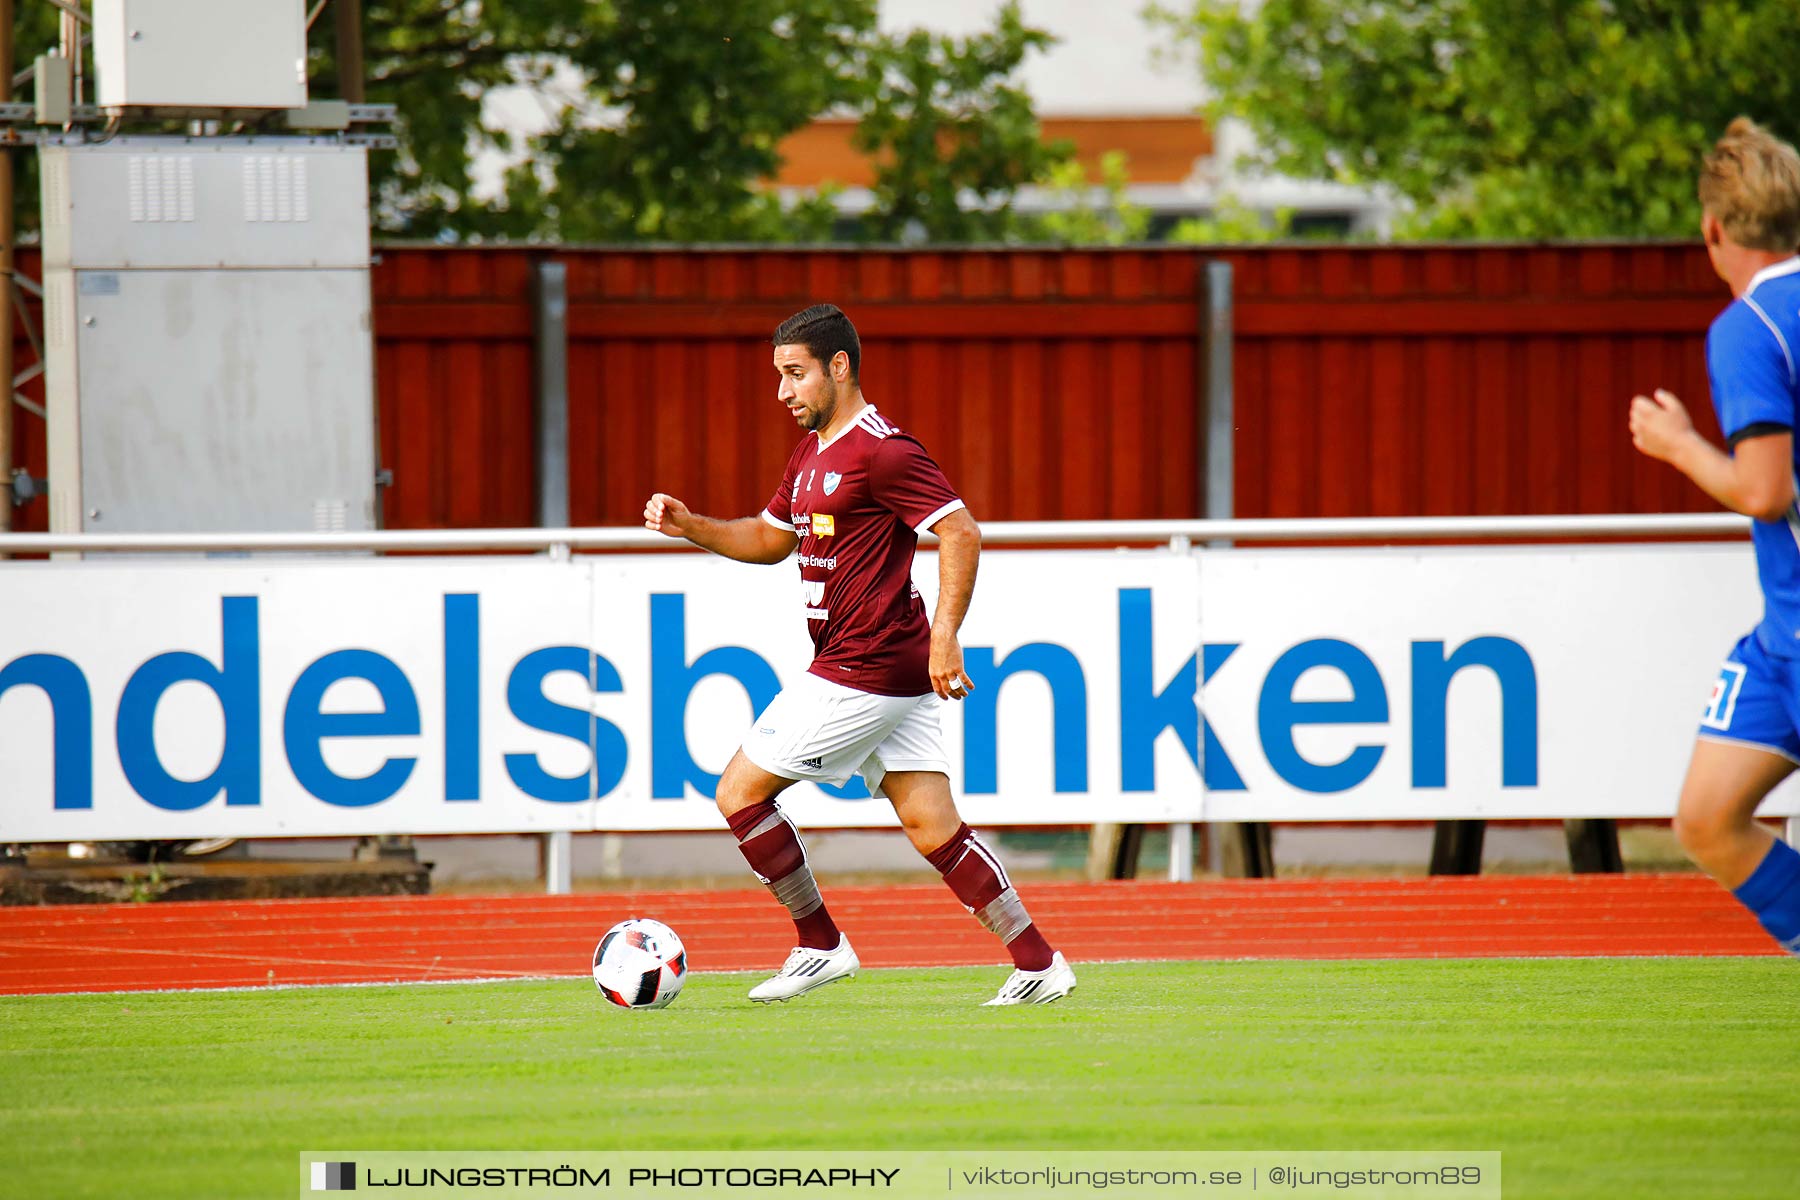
<box><xmin>504</xmin><ymin>645</ymin><xmax>628</xmax><ymax>801</ymax></box>
<box><xmin>283</xmin><ymin>648</ymin><xmax>420</xmax><ymax>806</ymax></box>
<box><xmin>963</xmin><ymin>643</ymin><xmax>1088</xmax><ymax>794</ymax></box>
<box><xmin>0</xmin><ymin>587</ymin><xmax>1541</xmax><ymax>812</ymax></box>
<box><xmin>0</xmin><ymin>653</ymin><xmax>91</xmax><ymax>809</ymax></box>
<box><xmin>1410</xmin><ymin>638</ymin><xmax>1539</xmax><ymax>787</ymax></box>
<box><xmin>117</xmin><ymin>595</ymin><xmax>261</xmax><ymax>811</ymax></box>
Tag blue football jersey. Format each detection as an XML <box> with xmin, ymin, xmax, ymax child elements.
<box><xmin>1707</xmin><ymin>256</ymin><xmax>1800</xmax><ymax>656</ymax></box>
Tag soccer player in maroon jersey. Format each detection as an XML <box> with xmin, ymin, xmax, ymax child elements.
<box><xmin>644</xmin><ymin>303</ymin><xmax>1075</xmax><ymax>1005</ymax></box>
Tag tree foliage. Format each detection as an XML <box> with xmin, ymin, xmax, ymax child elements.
<box><xmin>1149</xmin><ymin>0</ymin><xmax>1800</xmax><ymax>239</ymax></box>
<box><xmin>471</xmin><ymin>1</ymin><xmax>873</xmax><ymax>242</ymax></box>
<box><xmin>1024</xmin><ymin>152</ymin><xmax>1151</xmax><ymax>246</ymax></box>
<box><xmin>324</xmin><ymin>0</ymin><xmax>596</xmax><ymax>239</ymax></box>
<box><xmin>300</xmin><ymin>0</ymin><xmax>868</xmax><ymax>241</ymax></box>
<box><xmin>5</xmin><ymin>1</ymin><xmax>1084</xmax><ymax>244</ymax></box>
<box><xmin>852</xmin><ymin>4</ymin><xmax>1071</xmax><ymax>243</ymax></box>
<box><xmin>1165</xmin><ymin>195</ymin><xmax>1294</xmax><ymax>245</ymax></box>
<box><xmin>298</xmin><ymin>0</ymin><xmax>1068</xmax><ymax>243</ymax></box>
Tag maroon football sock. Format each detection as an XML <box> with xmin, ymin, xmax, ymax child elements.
<box><xmin>727</xmin><ymin>800</ymin><xmax>840</xmax><ymax>950</ymax></box>
<box><xmin>926</xmin><ymin>822</ymin><xmax>1055</xmax><ymax>971</ymax></box>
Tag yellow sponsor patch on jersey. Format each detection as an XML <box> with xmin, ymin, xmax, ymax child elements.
<box><xmin>812</xmin><ymin>514</ymin><xmax>835</xmax><ymax>537</ymax></box>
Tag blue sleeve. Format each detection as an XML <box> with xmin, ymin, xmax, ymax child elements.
<box><xmin>1708</xmin><ymin>304</ymin><xmax>1795</xmax><ymax>441</ymax></box>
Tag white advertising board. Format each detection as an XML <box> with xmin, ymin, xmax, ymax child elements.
<box><xmin>1198</xmin><ymin>544</ymin><xmax>1800</xmax><ymax>821</ymax></box>
<box><xmin>0</xmin><ymin>551</ymin><xmax>1200</xmax><ymax>840</ymax></box>
<box><xmin>3</xmin><ymin>543</ymin><xmax>1794</xmax><ymax>841</ymax></box>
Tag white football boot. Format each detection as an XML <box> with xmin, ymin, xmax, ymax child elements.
<box><xmin>747</xmin><ymin>935</ymin><xmax>860</xmax><ymax>1003</ymax></box>
<box><xmin>983</xmin><ymin>951</ymin><xmax>1076</xmax><ymax>1006</ymax></box>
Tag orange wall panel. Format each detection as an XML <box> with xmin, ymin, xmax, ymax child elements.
<box><xmin>772</xmin><ymin>116</ymin><xmax>1213</xmax><ymax>189</ymax></box>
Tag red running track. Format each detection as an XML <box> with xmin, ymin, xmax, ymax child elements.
<box><xmin>0</xmin><ymin>875</ymin><xmax>1780</xmax><ymax>996</ymax></box>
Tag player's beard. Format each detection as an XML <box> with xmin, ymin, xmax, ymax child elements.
<box><xmin>801</xmin><ymin>378</ymin><xmax>839</xmax><ymax>432</ymax></box>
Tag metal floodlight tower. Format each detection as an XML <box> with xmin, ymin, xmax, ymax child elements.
<box><xmin>2</xmin><ymin>0</ymin><xmax>395</xmax><ymax>537</ymax></box>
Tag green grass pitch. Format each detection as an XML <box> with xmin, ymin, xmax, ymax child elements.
<box><xmin>2</xmin><ymin>959</ymin><xmax>1795</xmax><ymax>1198</ymax></box>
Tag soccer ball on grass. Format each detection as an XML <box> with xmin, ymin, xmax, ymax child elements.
<box><xmin>592</xmin><ymin>918</ymin><xmax>687</xmax><ymax>1010</ymax></box>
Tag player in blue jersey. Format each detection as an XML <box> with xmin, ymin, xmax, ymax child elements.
<box><xmin>1630</xmin><ymin>117</ymin><xmax>1800</xmax><ymax>958</ymax></box>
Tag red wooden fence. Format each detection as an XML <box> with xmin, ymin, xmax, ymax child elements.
<box><xmin>1223</xmin><ymin>244</ymin><xmax>1724</xmax><ymax>520</ymax></box>
<box><xmin>6</xmin><ymin>243</ymin><xmax>1733</xmax><ymax>535</ymax></box>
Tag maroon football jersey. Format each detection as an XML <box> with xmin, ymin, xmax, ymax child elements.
<box><xmin>761</xmin><ymin>405</ymin><xmax>965</xmax><ymax>697</ymax></box>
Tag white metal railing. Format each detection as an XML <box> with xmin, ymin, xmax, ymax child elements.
<box><xmin>0</xmin><ymin>512</ymin><xmax>1753</xmax><ymax>555</ymax></box>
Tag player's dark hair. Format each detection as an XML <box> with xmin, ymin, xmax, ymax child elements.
<box><xmin>774</xmin><ymin>303</ymin><xmax>860</xmax><ymax>383</ymax></box>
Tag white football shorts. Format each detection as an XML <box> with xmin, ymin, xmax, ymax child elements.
<box><xmin>741</xmin><ymin>671</ymin><xmax>950</xmax><ymax>797</ymax></box>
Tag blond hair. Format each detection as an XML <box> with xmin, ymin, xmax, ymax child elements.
<box><xmin>1699</xmin><ymin>117</ymin><xmax>1800</xmax><ymax>252</ymax></box>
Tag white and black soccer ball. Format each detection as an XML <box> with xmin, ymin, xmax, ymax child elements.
<box><xmin>592</xmin><ymin>918</ymin><xmax>687</xmax><ymax>1010</ymax></box>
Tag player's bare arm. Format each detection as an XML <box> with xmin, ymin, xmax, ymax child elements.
<box><xmin>927</xmin><ymin>508</ymin><xmax>980</xmax><ymax>701</ymax></box>
<box><xmin>643</xmin><ymin>492</ymin><xmax>797</xmax><ymax>565</ymax></box>
<box><xmin>1628</xmin><ymin>389</ymin><xmax>1795</xmax><ymax>521</ymax></box>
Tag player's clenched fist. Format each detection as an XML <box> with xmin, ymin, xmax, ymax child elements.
<box><xmin>644</xmin><ymin>492</ymin><xmax>690</xmax><ymax>537</ymax></box>
<box><xmin>1628</xmin><ymin>389</ymin><xmax>1694</xmax><ymax>464</ymax></box>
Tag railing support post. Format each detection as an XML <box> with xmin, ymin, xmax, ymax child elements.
<box><xmin>532</xmin><ymin>260</ymin><xmax>570</xmax><ymax>530</ymax></box>
<box><xmin>543</xmin><ymin>831</ymin><xmax>572</xmax><ymax>895</ymax></box>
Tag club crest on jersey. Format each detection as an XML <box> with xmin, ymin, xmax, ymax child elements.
<box><xmin>812</xmin><ymin>514</ymin><xmax>835</xmax><ymax>537</ymax></box>
<box><xmin>823</xmin><ymin>471</ymin><xmax>842</xmax><ymax>496</ymax></box>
